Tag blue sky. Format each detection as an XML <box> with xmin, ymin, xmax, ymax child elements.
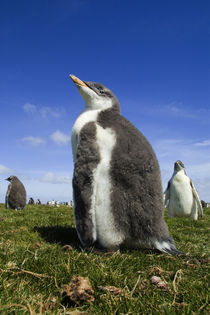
<box><xmin>0</xmin><ymin>0</ymin><xmax>209</xmax><ymax>203</ymax></box>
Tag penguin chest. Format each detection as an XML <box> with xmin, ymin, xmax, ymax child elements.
<box><xmin>71</xmin><ymin>109</ymin><xmax>101</xmax><ymax>162</ymax></box>
<box><xmin>170</xmin><ymin>175</ymin><xmax>194</xmax><ymax>216</ymax></box>
<box><xmin>92</xmin><ymin>124</ymin><xmax>124</xmax><ymax>248</ymax></box>
<box><xmin>72</xmin><ymin>112</ymin><xmax>124</xmax><ymax>249</ymax></box>
<box><xmin>6</xmin><ymin>184</ymin><xmax>12</xmax><ymax>208</ymax></box>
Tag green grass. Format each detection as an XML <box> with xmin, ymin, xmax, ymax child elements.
<box><xmin>0</xmin><ymin>204</ymin><xmax>209</xmax><ymax>314</ymax></box>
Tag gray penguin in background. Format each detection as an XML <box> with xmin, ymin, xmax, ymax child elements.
<box><xmin>70</xmin><ymin>74</ymin><xmax>184</xmax><ymax>255</ymax></box>
<box><xmin>5</xmin><ymin>176</ymin><xmax>26</xmax><ymax>210</ymax></box>
<box><xmin>164</xmin><ymin>160</ymin><xmax>203</xmax><ymax>220</ymax></box>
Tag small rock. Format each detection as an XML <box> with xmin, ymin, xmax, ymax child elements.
<box><xmin>151</xmin><ymin>276</ymin><xmax>169</xmax><ymax>290</ymax></box>
<box><xmin>150</xmin><ymin>276</ymin><xmax>161</xmax><ymax>285</ymax></box>
<box><xmin>156</xmin><ymin>281</ymin><xmax>168</xmax><ymax>289</ymax></box>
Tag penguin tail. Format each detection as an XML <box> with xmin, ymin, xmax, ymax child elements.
<box><xmin>154</xmin><ymin>237</ymin><xmax>185</xmax><ymax>255</ymax></box>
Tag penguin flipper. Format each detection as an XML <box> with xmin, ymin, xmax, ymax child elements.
<box><xmin>163</xmin><ymin>181</ymin><xmax>170</xmax><ymax>207</ymax></box>
<box><xmin>73</xmin><ymin>169</ymin><xmax>97</xmax><ymax>248</ymax></box>
<box><xmin>190</xmin><ymin>179</ymin><xmax>203</xmax><ymax>217</ymax></box>
<box><xmin>73</xmin><ymin>194</ymin><xmax>97</xmax><ymax>248</ymax></box>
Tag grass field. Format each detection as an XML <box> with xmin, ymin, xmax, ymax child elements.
<box><xmin>0</xmin><ymin>203</ymin><xmax>209</xmax><ymax>314</ymax></box>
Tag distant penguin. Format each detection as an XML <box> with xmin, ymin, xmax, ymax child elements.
<box><xmin>28</xmin><ymin>197</ymin><xmax>34</xmax><ymax>205</ymax></box>
<box><xmin>36</xmin><ymin>198</ymin><xmax>41</xmax><ymax>205</ymax></box>
<box><xmin>5</xmin><ymin>176</ymin><xmax>26</xmax><ymax>210</ymax></box>
<box><xmin>70</xmin><ymin>74</ymin><xmax>183</xmax><ymax>255</ymax></box>
<box><xmin>164</xmin><ymin>160</ymin><xmax>203</xmax><ymax>220</ymax></box>
<box><xmin>201</xmin><ymin>200</ymin><xmax>207</xmax><ymax>208</ymax></box>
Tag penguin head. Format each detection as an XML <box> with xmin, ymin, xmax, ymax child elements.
<box><xmin>70</xmin><ymin>74</ymin><xmax>120</xmax><ymax>111</ymax></box>
<box><xmin>174</xmin><ymin>160</ymin><xmax>185</xmax><ymax>172</ymax></box>
<box><xmin>5</xmin><ymin>175</ymin><xmax>18</xmax><ymax>182</ymax></box>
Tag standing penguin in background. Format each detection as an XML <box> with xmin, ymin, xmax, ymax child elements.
<box><xmin>5</xmin><ymin>176</ymin><xmax>26</xmax><ymax>210</ymax></box>
<box><xmin>28</xmin><ymin>197</ymin><xmax>34</xmax><ymax>205</ymax></box>
<box><xmin>164</xmin><ymin>160</ymin><xmax>203</xmax><ymax>220</ymax></box>
<box><xmin>36</xmin><ymin>198</ymin><xmax>41</xmax><ymax>205</ymax></box>
<box><xmin>70</xmin><ymin>74</ymin><xmax>183</xmax><ymax>255</ymax></box>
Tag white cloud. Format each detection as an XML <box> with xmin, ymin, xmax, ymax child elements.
<box><xmin>194</xmin><ymin>140</ymin><xmax>210</xmax><ymax>147</ymax></box>
<box><xmin>39</xmin><ymin>106</ymin><xmax>64</xmax><ymax>118</ymax></box>
<box><xmin>40</xmin><ymin>172</ymin><xmax>71</xmax><ymax>184</ymax></box>
<box><xmin>154</xmin><ymin>138</ymin><xmax>210</xmax><ymax>163</ymax></box>
<box><xmin>23</xmin><ymin>103</ymin><xmax>65</xmax><ymax>118</ymax></box>
<box><xmin>23</xmin><ymin>103</ymin><xmax>37</xmax><ymax>114</ymax></box>
<box><xmin>50</xmin><ymin>130</ymin><xmax>70</xmax><ymax>145</ymax></box>
<box><xmin>21</xmin><ymin>136</ymin><xmax>46</xmax><ymax>146</ymax></box>
<box><xmin>163</xmin><ymin>103</ymin><xmax>210</xmax><ymax>120</ymax></box>
<box><xmin>135</xmin><ymin>101</ymin><xmax>210</xmax><ymax>122</ymax></box>
<box><xmin>0</xmin><ymin>164</ymin><xmax>12</xmax><ymax>174</ymax></box>
<box><xmin>164</xmin><ymin>103</ymin><xmax>185</xmax><ymax>116</ymax></box>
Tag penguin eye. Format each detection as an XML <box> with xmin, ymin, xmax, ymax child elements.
<box><xmin>98</xmin><ymin>87</ymin><xmax>104</xmax><ymax>94</ymax></box>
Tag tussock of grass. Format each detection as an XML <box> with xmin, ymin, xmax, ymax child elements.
<box><xmin>0</xmin><ymin>204</ymin><xmax>209</xmax><ymax>314</ymax></box>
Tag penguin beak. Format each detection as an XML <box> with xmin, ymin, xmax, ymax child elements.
<box><xmin>5</xmin><ymin>177</ymin><xmax>9</xmax><ymax>181</ymax></box>
<box><xmin>69</xmin><ymin>74</ymin><xmax>88</xmax><ymax>87</ymax></box>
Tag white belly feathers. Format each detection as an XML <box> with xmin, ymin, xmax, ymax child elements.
<box><xmin>93</xmin><ymin>124</ymin><xmax>124</xmax><ymax>248</ymax></box>
<box><xmin>6</xmin><ymin>184</ymin><xmax>12</xmax><ymax>209</ymax></box>
<box><xmin>72</xmin><ymin>109</ymin><xmax>124</xmax><ymax>248</ymax></box>
<box><xmin>169</xmin><ymin>174</ymin><xmax>194</xmax><ymax>217</ymax></box>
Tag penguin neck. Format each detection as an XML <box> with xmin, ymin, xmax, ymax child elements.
<box><xmin>173</xmin><ymin>169</ymin><xmax>186</xmax><ymax>177</ymax></box>
<box><xmin>84</xmin><ymin>97</ymin><xmax>113</xmax><ymax>111</ymax></box>
<box><xmin>82</xmin><ymin>94</ymin><xmax>121</xmax><ymax>113</ymax></box>
<box><xmin>76</xmin><ymin>100</ymin><xmax>120</xmax><ymax>124</ymax></box>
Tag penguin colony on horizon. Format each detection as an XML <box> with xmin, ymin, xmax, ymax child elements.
<box><xmin>164</xmin><ymin>160</ymin><xmax>203</xmax><ymax>220</ymax></box>
<box><xmin>70</xmin><ymin>74</ymin><xmax>184</xmax><ymax>255</ymax></box>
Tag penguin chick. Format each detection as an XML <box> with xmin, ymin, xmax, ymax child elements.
<box><xmin>164</xmin><ymin>160</ymin><xmax>203</xmax><ymax>220</ymax></box>
<box><xmin>5</xmin><ymin>176</ymin><xmax>26</xmax><ymax>210</ymax></box>
<box><xmin>70</xmin><ymin>74</ymin><xmax>184</xmax><ymax>255</ymax></box>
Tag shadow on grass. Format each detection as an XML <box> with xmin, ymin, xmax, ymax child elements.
<box><xmin>34</xmin><ymin>225</ymin><xmax>177</xmax><ymax>256</ymax></box>
<box><xmin>34</xmin><ymin>225</ymin><xmax>81</xmax><ymax>250</ymax></box>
